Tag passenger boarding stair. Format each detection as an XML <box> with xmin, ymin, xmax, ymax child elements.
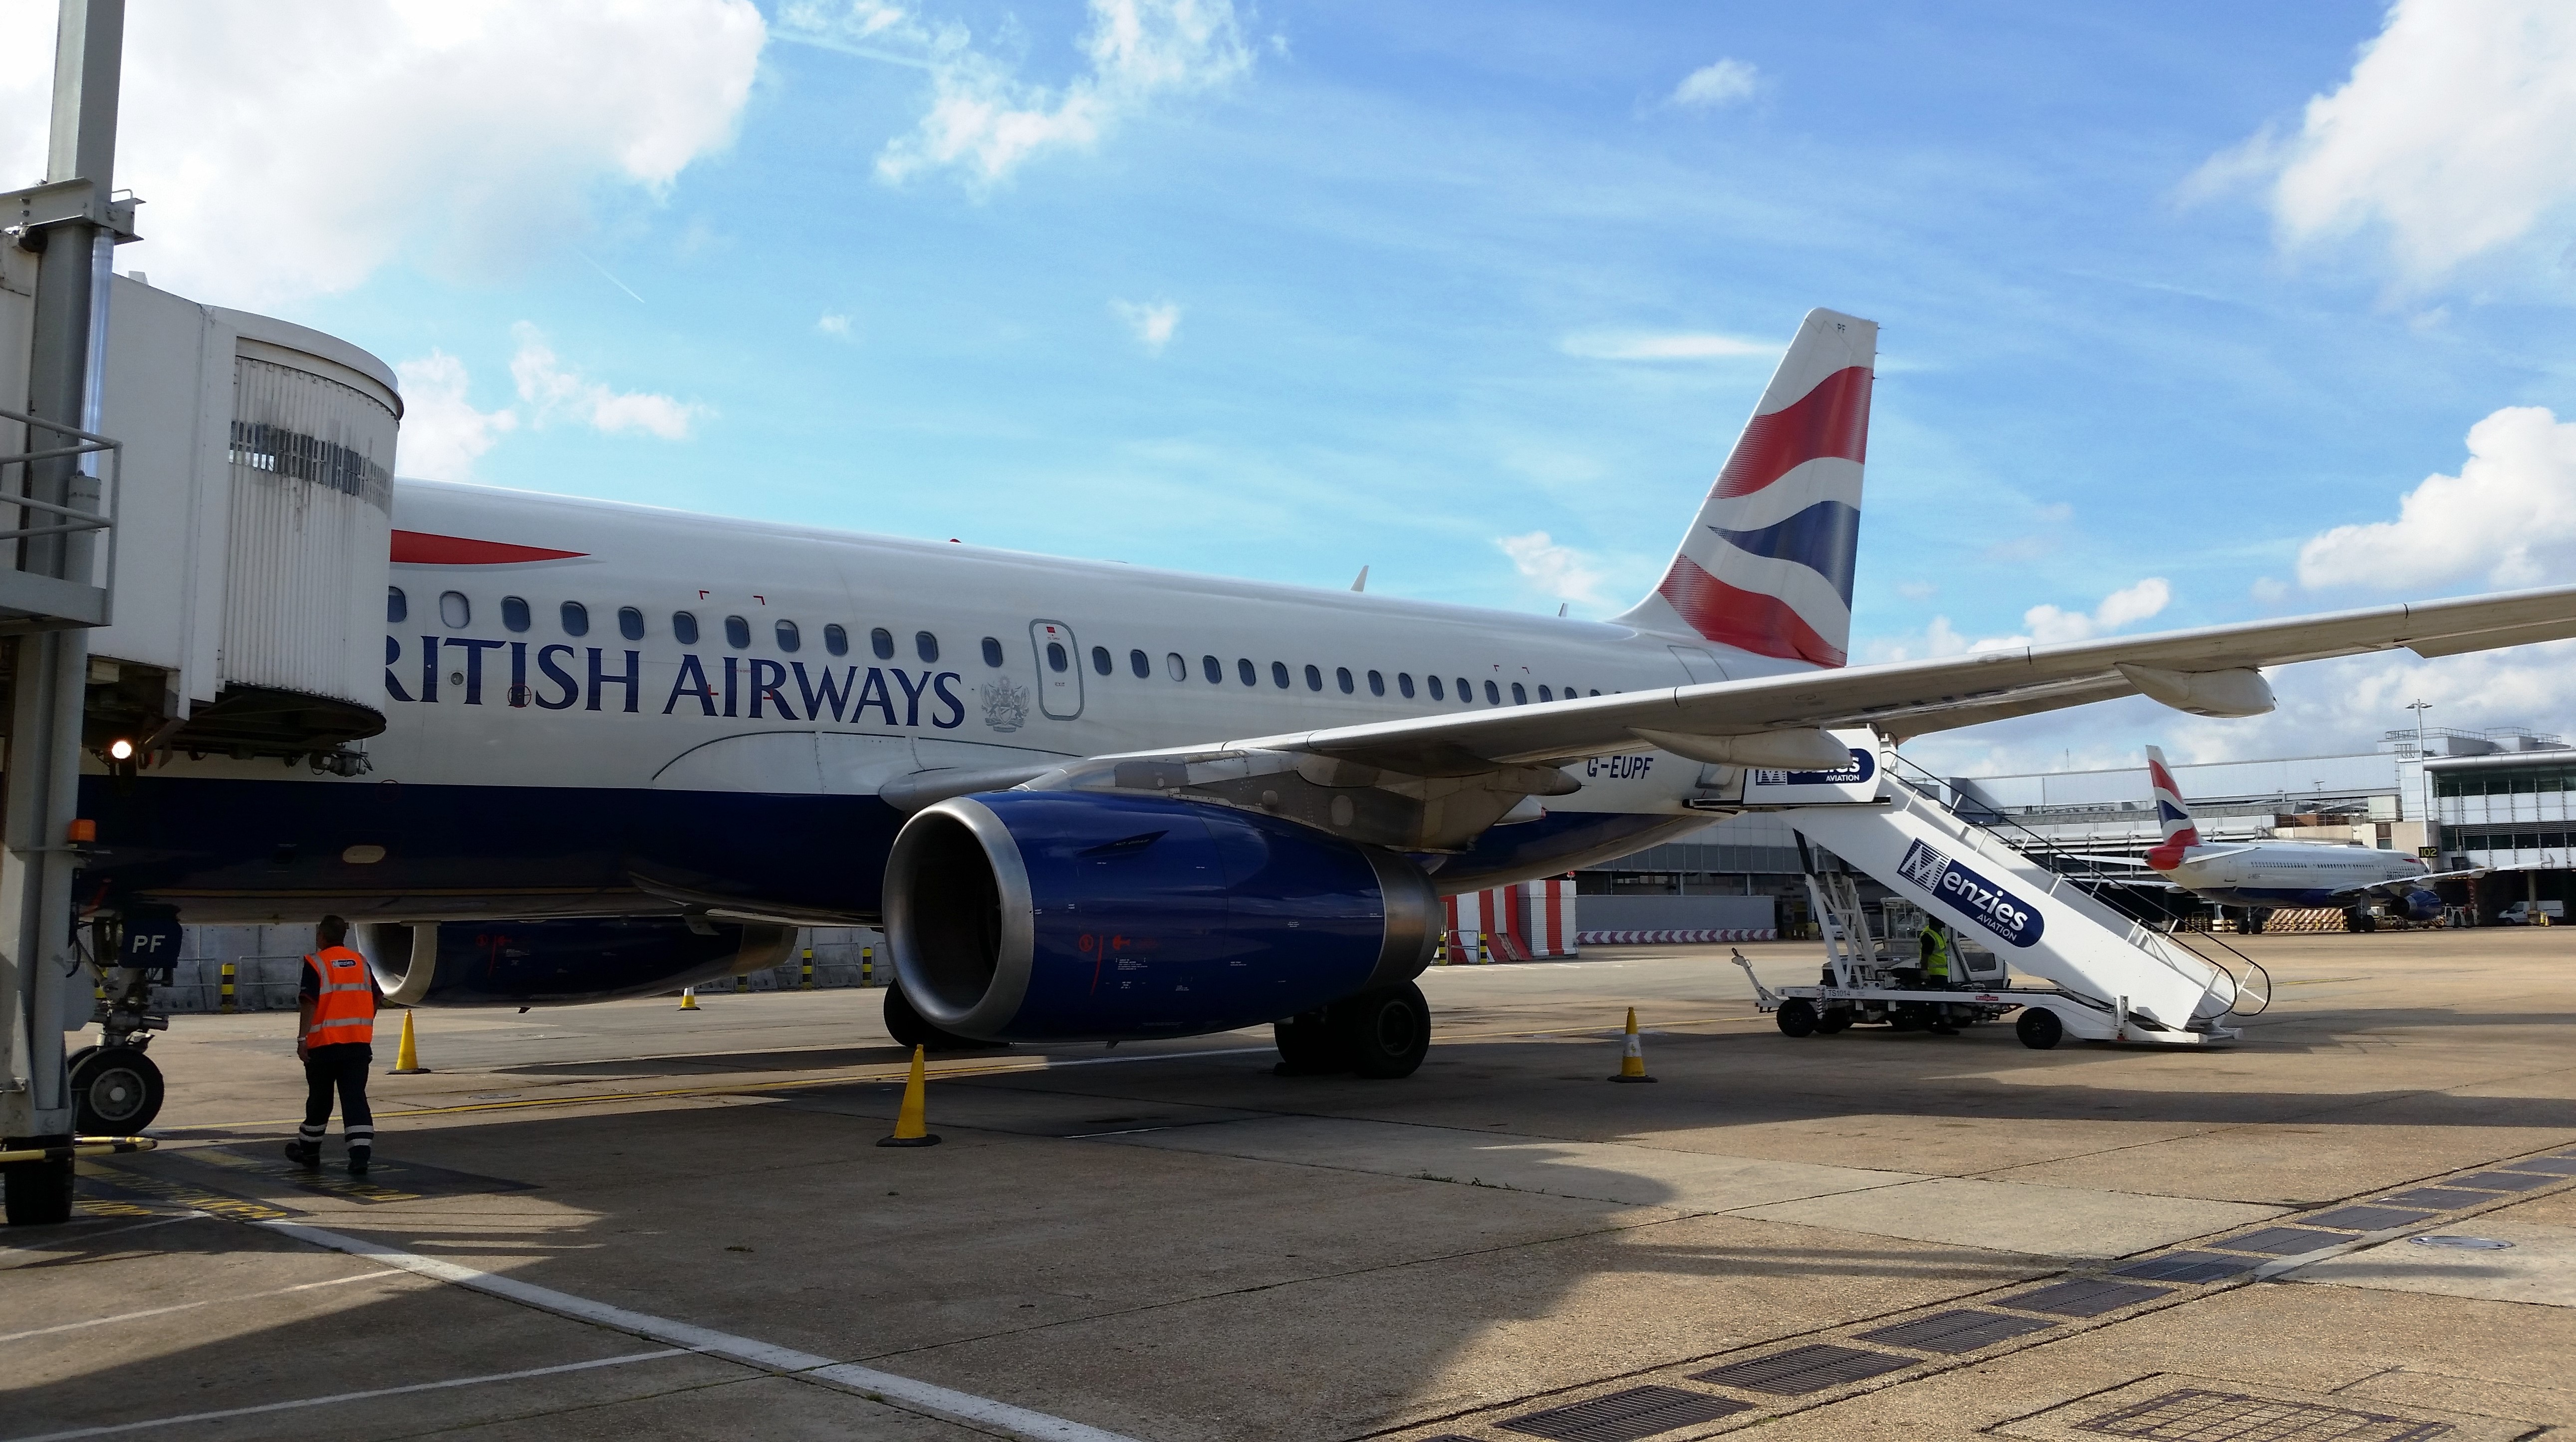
<box><xmin>1737</xmin><ymin>737</ymin><xmax>2268</xmax><ymax>1047</ymax></box>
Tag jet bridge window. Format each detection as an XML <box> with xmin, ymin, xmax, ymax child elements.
<box><xmin>387</xmin><ymin>586</ymin><xmax>407</xmax><ymax>624</ymax></box>
<box><xmin>1272</xmin><ymin>661</ymin><xmax>1290</xmax><ymax>688</ymax></box>
<box><xmin>981</xmin><ymin>636</ymin><xmax>1004</xmax><ymax>667</ymax></box>
<box><xmin>916</xmin><ymin>632</ymin><xmax>939</xmax><ymax>663</ymax></box>
<box><xmin>775</xmin><ymin>619</ymin><xmax>799</xmax><ymax>652</ymax></box>
<box><xmin>440</xmin><ymin>591</ymin><xmax>471</xmax><ymax>628</ymax></box>
<box><xmin>1237</xmin><ymin>657</ymin><xmax>1257</xmax><ymax>686</ymax></box>
<box><xmin>673</xmin><ymin>611</ymin><xmax>699</xmax><ymax>644</ymax></box>
<box><xmin>825</xmin><ymin>624</ymin><xmax>848</xmax><ymax>656</ymax></box>
<box><xmin>618</xmin><ymin>606</ymin><xmax>645</xmax><ymax>641</ymax></box>
<box><xmin>501</xmin><ymin>596</ymin><xmax>530</xmax><ymax>633</ymax></box>
<box><xmin>1367</xmin><ymin>670</ymin><xmax>1385</xmax><ymax>696</ymax></box>
<box><xmin>1092</xmin><ymin>646</ymin><xmax>1112</xmax><ymax>676</ymax></box>
<box><xmin>1397</xmin><ymin>672</ymin><xmax>1415</xmax><ymax>698</ymax></box>
<box><xmin>561</xmin><ymin>602</ymin><xmax>589</xmax><ymax>637</ymax></box>
<box><xmin>1131</xmin><ymin>649</ymin><xmax>1152</xmax><ymax>679</ymax></box>
<box><xmin>724</xmin><ymin>615</ymin><xmax>751</xmax><ymax>649</ymax></box>
<box><xmin>872</xmin><ymin>628</ymin><xmax>896</xmax><ymax>660</ymax></box>
<box><xmin>1484</xmin><ymin>680</ymin><xmax>1501</xmax><ymax>704</ymax></box>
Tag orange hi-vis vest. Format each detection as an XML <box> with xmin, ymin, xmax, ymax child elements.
<box><xmin>304</xmin><ymin>946</ymin><xmax>377</xmax><ymax>1047</ymax></box>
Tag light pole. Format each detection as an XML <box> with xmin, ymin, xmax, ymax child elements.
<box><xmin>2405</xmin><ymin>699</ymin><xmax>2433</xmax><ymax>850</ymax></box>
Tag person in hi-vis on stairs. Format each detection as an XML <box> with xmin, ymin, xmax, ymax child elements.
<box><xmin>1918</xmin><ymin>918</ymin><xmax>1961</xmax><ymax>1036</ymax></box>
<box><xmin>288</xmin><ymin>915</ymin><xmax>381</xmax><ymax>1173</ymax></box>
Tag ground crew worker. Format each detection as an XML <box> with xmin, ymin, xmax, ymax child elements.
<box><xmin>287</xmin><ymin>915</ymin><xmax>379</xmax><ymax>1174</ymax></box>
<box><xmin>1918</xmin><ymin>918</ymin><xmax>1961</xmax><ymax>1035</ymax></box>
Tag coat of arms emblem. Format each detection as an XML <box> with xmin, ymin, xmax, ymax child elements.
<box><xmin>981</xmin><ymin>678</ymin><xmax>1030</xmax><ymax>733</ymax></box>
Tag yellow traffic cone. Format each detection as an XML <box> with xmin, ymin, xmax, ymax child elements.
<box><xmin>1608</xmin><ymin>1007</ymin><xmax>1656</xmax><ymax>1083</ymax></box>
<box><xmin>389</xmin><ymin>1009</ymin><xmax>430</xmax><ymax>1074</ymax></box>
<box><xmin>679</xmin><ymin>987</ymin><xmax>700</xmax><ymax>1011</ymax></box>
<box><xmin>878</xmin><ymin>1045</ymin><xmax>941</xmax><ymax>1148</ymax></box>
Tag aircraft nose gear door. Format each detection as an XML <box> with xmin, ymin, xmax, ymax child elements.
<box><xmin>1030</xmin><ymin>620</ymin><xmax>1084</xmax><ymax>720</ymax></box>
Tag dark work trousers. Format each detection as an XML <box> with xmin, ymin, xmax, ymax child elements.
<box><xmin>299</xmin><ymin>1042</ymin><xmax>375</xmax><ymax>1154</ymax></box>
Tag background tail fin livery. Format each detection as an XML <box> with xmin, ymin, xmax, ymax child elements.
<box><xmin>1615</xmin><ymin>307</ymin><xmax>1877</xmax><ymax>668</ymax></box>
<box><xmin>2143</xmin><ymin>744</ymin><xmax>2200</xmax><ymax>869</ymax></box>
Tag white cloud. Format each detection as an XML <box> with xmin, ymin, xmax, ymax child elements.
<box><xmin>392</xmin><ymin>351</ymin><xmax>516</xmax><ymax>482</ymax></box>
<box><xmin>2190</xmin><ymin>0</ymin><xmax>2576</xmax><ymax>280</ymax></box>
<box><xmin>1498</xmin><ymin>531</ymin><xmax>1610</xmax><ymax>608</ymax></box>
<box><xmin>1559</xmin><ymin>331</ymin><xmax>1776</xmax><ymax>361</ymax></box>
<box><xmin>1112</xmin><ymin>298</ymin><xmax>1181</xmax><ymax>353</ymax></box>
<box><xmin>817</xmin><ymin>312</ymin><xmax>855</xmax><ymax>339</ymax></box>
<box><xmin>509</xmin><ymin>324</ymin><xmax>705</xmax><ymax>440</ymax></box>
<box><xmin>1895</xmin><ymin>580</ymin><xmax>1938</xmax><ymax>601</ymax></box>
<box><xmin>2299</xmin><ymin>406</ymin><xmax>2576</xmax><ymax>590</ymax></box>
<box><xmin>2250</xmin><ymin>576</ymin><xmax>2291</xmax><ymax>604</ymax></box>
<box><xmin>0</xmin><ymin>1</ymin><xmax>764</xmax><ymax>308</ymax></box>
<box><xmin>1867</xmin><ymin>579</ymin><xmax>2171</xmax><ymax>661</ymax></box>
<box><xmin>1670</xmin><ymin>58</ymin><xmax>1760</xmax><ymax>109</ymax></box>
<box><xmin>840</xmin><ymin>0</ymin><xmax>1253</xmax><ymax>185</ymax></box>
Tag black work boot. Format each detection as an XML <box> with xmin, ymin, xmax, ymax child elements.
<box><xmin>347</xmin><ymin>1148</ymin><xmax>371</xmax><ymax>1176</ymax></box>
<box><xmin>284</xmin><ymin>1139</ymin><xmax>322</xmax><ymax>1167</ymax></box>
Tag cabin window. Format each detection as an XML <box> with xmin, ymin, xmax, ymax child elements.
<box><xmin>915</xmin><ymin>631</ymin><xmax>939</xmax><ymax>663</ymax></box>
<box><xmin>1131</xmin><ymin>649</ymin><xmax>1152</xmax><ymax>679</ymax></box>
<box><xmin>1588</xmin><ymin>689</ymin><xmax>1600</xmax><ymax>696</ymax></box>
<box><xmin>1238</xmin><ymin>657</ymin><xmax>1257</xmax><ymax>686</ymax></box>
<box><xmin>724</xmin><ymin>615</ymin><xmax>751</xmax><ymax>649</ymax></box>
<box><xmin>1398</xmin><ymin>672</ymin><xmax>1415</xmax><ymax>699</ymax></box>
<box><xmin>618</xmin><ymin>606</ymin><xmax>645</xmax><ymax>641</ymax></box>
<box><xmin>1047</xmin><ymin>641</ymin><xmax>1069</xmax><ymax>672</ymax></box>
<box><xmin>1367</xmin><ymin>670</ymin><xmax>1385</xmax><ymax>697</ymax></box>
<box><xmin>561</xmin><ymin>601</ymin><xmax>589</xmax><ymax>637</ymax></box>
<box><xmin>387</xmin><ymin>587</ymin><xmax>407</xmax><ymax>624</ymax></box>
<box><xmin>1537</xmin><ymin>684</ymin><xmax>1551</xmax><ymax>702</ymax></box>
<box><xmin>776</xmin><ymin>619</ymin><xmax>800</xmax><ymax>652</ymax></box>
<box><xmin>1336</xmin><ymin>667</ymin><xmax>1355</xmax><ymax>694</ymax></box>
<box><xmin>439</xmin><ymin>591</ymin><xmax>471</xmax><ymax>628</ymax></box>
<box><xmin>1484</xmin><ymin>679</ymin><xmax>1501</xmax><ymax>704</ymax></box>
<box><xmin>1092</xmin><ymin>645</ymin><xmax>1112</xmax><ymax>676</ymax></box>
<box><xmin>1511</xmin><ymin>682</ymin><xmax>1528</xmax><ymax>705</ymax></box>
<box><xmin>1166</xmin><ymin>652</ymin><xmax>1186</xmax><ymax>681</ymax></box>
<box><xmin>872</xmin><ymin>627</ymin><xmax>896</xmax><ymax>660</ymax></box>
<box><xmin>825</xmin><ymin>623</ymin><xmax>848</xmax><ymax>656</ymax></box>
<box><xmin>1428</xmin><ymin>675</ymin><xmax>1444</xmax><ymax>700</ymax></box>
<box><xmin>1304</xmin><ymin>664</ymin><xmax>1323</xmax><ymax>692</ymax></box>
<box><xmin>1272</xmin><ymin>661</ymin><xmax>1291</xmax><ymax>689</ymax></box>
<box><xmin>673</xmin><ymin>611</ymin><xmax>699</xmax><ymax>645</ymax></box>
<box><xmin>1457</xmin><ymin>677</ymin><xmax>1473</xmax><ymax>703</ymax></box>
<box><xmin>500</xmin><ymin>596</ymin><xmax>530</xmax><ymax>633</ymax></box>
<box><xmin>1204</xmin><ymin>654</ymin><xmax>1223</xmax><ymax>683</ymax></box>
<box><xmin>982</xmin><ymin>636</ymin><xmax>1004</xmax><ymax>667</ymax></box>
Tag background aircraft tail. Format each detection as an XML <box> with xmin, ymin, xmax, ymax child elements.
<box><xmin>2143</xmin><ymin>745</ymin><xmax>2201</xmax><ymax>869</ymax></box>
<box><xmin>1613</xmin><ymin>307</ymin><xmax>1877</xmax><ymax>667</ymax></box>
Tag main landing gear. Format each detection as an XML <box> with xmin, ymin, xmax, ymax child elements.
<box><xmin>1273</xmin><ymin>981</ymin><xmax>1431</xmax><ymax>1079</ymax></box>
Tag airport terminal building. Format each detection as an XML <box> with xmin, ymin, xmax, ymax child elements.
<box><xmin>1579</xmin><ymin>725</ymin><xmax>2576</xmax><ymax>929</ymax></box>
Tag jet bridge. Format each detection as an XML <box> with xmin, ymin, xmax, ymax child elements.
<box><xmin>1730</xmin><ymin>733</ymin><xmax>2271</xmax><ymax>1048</ymax></box>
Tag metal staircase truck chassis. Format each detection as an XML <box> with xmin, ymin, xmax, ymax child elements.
<box><xmin>1731</xmin><ymin>733</ymin><xmax>2248</xmax><ymax>1048</ymax></box>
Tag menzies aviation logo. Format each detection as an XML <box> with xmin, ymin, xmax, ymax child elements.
<box><xmin>1896</xmin><ymin>840</ymin><xmax>2044</xmax><ymax>948</ymax></box>
<box><xmin>1752</xmin><ymin>748</ymin><xmax>1874</xmax><ymax>788</ymax></box>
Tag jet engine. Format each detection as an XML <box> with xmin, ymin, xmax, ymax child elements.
<box><xmin>365</xmin><ymin>916</ymin><xmax>796</xmax><ymax>1006</ymax></box>
<box><xmin>2395</xmin><ymin>888</ymin><xmax>2443</xmax><ymax>923</ymax></box>
<box><xmin>884</xmin><ymin>791</ymin><xmax>1438</xmax><ymax>1042</ymax></box>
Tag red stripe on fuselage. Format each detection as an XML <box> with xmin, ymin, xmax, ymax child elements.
<box><xmin>1714</xmin><ymin>366</ymin><xmax>1873</xmax><ymax>499</ymax></box>
<box><xmin>1656</xmin><ymin>557</ymin><xmax>1846</xmax><ymax>667</ymax></box>
<box><xmin>391</xmin><ymin>531</ymin><xmax>588</xmax><ymax>566</ymax></box>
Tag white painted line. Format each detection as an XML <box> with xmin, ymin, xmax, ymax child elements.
<box><xmin>0</xmin><ymin>1269</ymin><xmax>396</xmax><ymax>1345</ymax></box>
<box><xmin>0</xmin><ymin>1348</ymin><xmax>689</xmax><ymax>1441</ymax></box>
<box><xmin>260</xmin><ymin>1220</ymin><xmax>1142</xmax><ymax>1442</ymax></box>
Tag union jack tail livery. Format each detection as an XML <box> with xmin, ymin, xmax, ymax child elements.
<box><xmin>1616</xmin><ymin>307</ymin><xmax>1876</xmax><ymax>667</ymax></box>
<box><xmin>2142</xmin><ymin>744</ymin><xmax>2200</xmax><ymax>870</ymax></box>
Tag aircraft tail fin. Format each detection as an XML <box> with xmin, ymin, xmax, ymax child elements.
<box><xmin>1613</xmin><ymin>307</ymin><xmax>1877</xmax><ymax>668</ymax></box>
<box><xmin>2143</xmin><ymin>745</ymin><xmax>2200</xmax><ymax>869</ymax></box>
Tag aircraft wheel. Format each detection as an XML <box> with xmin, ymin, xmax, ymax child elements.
<box><xmin>1272</xmin><ymin>1009</ymin><xmax>1344</xmax><ymax>1075</ymax></box>
<box><xmin>1813</xmin><ymin>1008</ymin><xmax>1852</xmax><ymax>1036</ymax></box>
<box><xmin>72</xmin><ymin>1046</ymin><xmax>163</xmax><ymax>1135</ymax></box>
<box><xmin>883</xmin><ymin>984</ymin><xmax>989</xmax><ymax>1052</ymax></box>
<box><xmin>1776</xmin><ymin>998</ymin><xmax>1818</xmax><ymax>1037</ymax></box>
<box><xmin>1335</xmin><ymin>982</ymin><xmax>1430</xmax><ymax>1079</ymax></box>
<box><xmin>2016</xmin><ymin>1007</ymin><xmax>2064</xmax><ymax>1051</ymax></box>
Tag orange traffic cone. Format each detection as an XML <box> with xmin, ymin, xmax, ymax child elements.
<box><xmin>1608</xmin><ymin>1007</ymin><xmax>1656</xmax><ymax>1083</ymax></box>
<box><xmin>877</xmin><ymin>1045</ymin><xmax>941</xmax><ymax>1148</ymax></box>
<box><xmin>388</xmin><ymin>1010</ymin><xmax>430</xmax><ymax>1074</ymax></box>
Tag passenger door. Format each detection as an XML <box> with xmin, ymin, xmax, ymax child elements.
<box><xmin>1030</xmin><ymin>619</ymin><xmax>1083</xmax><ymax>720</ymax></box>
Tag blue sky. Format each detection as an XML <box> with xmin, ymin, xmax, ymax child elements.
<box><xmin>6</xmin><ymin>0</ymin><xmax>2573</xmax><ymax>773</ymax></box>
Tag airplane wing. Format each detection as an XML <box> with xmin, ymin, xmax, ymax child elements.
<box><xmin>2060</xmin><ymin>854</ymin><xmax>2154</xmax><ymax>868</ymax></box>
<box><xmin>2360</xmin><ymin>867</ymin><xmax>2487</xmax><ymax>891</ymax></box>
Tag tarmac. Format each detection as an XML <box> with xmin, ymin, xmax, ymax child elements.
<box><xmin>5</xmin><ymin>928</ymin><xmax>2575</xmax><ymax>1441</ymax></box>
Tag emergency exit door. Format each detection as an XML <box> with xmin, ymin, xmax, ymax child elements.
<box><xmin>1030</xmin><ymin>619</ymin><xmax>1083</xmax><ymax>719</ymax></box>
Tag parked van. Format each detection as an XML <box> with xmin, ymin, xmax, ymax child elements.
<box><xmin>2499</xmin><ymin>900</ymin><xmax>2566</xmax><ymax>925</ymax></box>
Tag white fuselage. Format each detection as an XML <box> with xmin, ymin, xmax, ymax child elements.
<box><xmin>2157</xmin><ymin>842</ymin><xmax>2429</xmax><ymax>908</ymax></box>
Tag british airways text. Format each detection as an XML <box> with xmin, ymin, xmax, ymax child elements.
<box><xmin>386</xmin><ymin>636</ymin><xmax>967</xmax><ymax>728</ymax></box>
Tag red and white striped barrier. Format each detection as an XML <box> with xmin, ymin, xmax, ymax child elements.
<box><xmin>1574</xmin><ymin>928</ymin><xmax>1778</xmax><ymax>945</ymax></box>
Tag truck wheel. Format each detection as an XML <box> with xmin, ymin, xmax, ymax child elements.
<box><xmin>1334</xmin><ymin>982</ymin><xmax>1430</xmax><ymax>1079</ymax></box>
<box><xmin>2016</xmin><ymin>1007</ymin><xmax>2064</xmax><ymax>1050</ymax></box>
<box><xmin>71</xmin><ymin>1047</ymin><xmax>163</xmax><ymax>1135</ymax></box>
<box><xmin>883</xmin><ymin>984</ymin><xmax>990</xmax><ymax>1052</ymax></box>
<box><xmin>1777</xmin><ymin>998</ymin><xmax>1818</xmax><ymax>1037</ymax></box>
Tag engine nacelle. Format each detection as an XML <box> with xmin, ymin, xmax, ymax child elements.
<box><xmin>885</xmin><ymin>791</ymin><xmax>1437</xmax><ymax>1042</ymax></box>
<box><xmin>2396</xmin><ymin>888</ymin><xmax>2443</xmax><ymax>923</ymax></box>
<box><xmin>366</xmin><ymin>916</ymin><xmax>796</xmax><ymax>1006</ymax></box>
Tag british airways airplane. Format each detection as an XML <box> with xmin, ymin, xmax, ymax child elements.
<box><xmin>77</xmin><ymin>309</ymin><xmax>2576</xmax><ymax>1082</ymax></box>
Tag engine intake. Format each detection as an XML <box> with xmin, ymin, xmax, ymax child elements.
<box><xmin>885</xmin><ymin>791</ymin><xmax>1437</xmax><ymax>1041</ymax></box>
